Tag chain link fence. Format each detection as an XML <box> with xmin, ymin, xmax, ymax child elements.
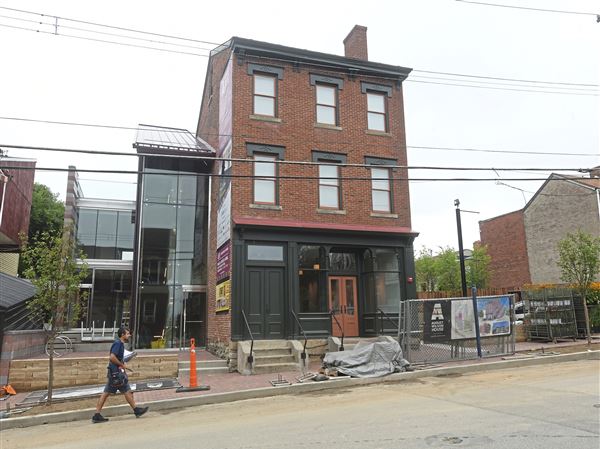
<box><xmin>399</xmin><ymin>295</ymin><xmax>516</xmax><ymax>365</ymax></box>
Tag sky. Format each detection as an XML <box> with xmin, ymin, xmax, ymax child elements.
<box><xmin>0</xmin><ymin>0</ymin><xmax>598</xmax><ymax>254</ymax></box>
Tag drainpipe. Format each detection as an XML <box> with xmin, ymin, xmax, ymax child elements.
<box><xmin>0</xmin><ymin>170</ymin><xmax>8</xmax><ymax>228</ymax></box>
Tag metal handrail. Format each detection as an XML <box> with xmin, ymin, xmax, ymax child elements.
<box><xmin>241</xmin><ymin>309</ymin><xmax>254</xmax><ymax>365</ymax></box>
<box><xmin>377</xmin><ymin>307</ymin><xmax>400</xmax><ymax>334</ymax></box>
<box><xmin>290</xmin><ymin>310</ymin><xmax>308</xmax><ymax>365</ymax></box>
<box><xmin>329</xmin><ymin>309</ymin><xmax>345</xmax><ymax>351</ymax></box>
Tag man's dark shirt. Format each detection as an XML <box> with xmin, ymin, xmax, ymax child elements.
<box><xmin>108</xmin><ymin>339</ymin><xmax>125</xmax><ymax>372</ymax></box>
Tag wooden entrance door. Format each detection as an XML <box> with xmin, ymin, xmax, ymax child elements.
<box><xmin>328</xmin><ymin>276</ymin><xmax>359</xmax><ymax>337</ymax></box>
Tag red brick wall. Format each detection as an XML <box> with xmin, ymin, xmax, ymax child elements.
<box><xmin>479</xmin><ymin>210</ymin><xmax>531</xmax><ymax>289</ymax></box>
<box><xmin>198</xmin><ymin>49</ymin><xmax>233</xmax><ymax>345</ymax></box>
<box><xmin>0</xmin><ymin>330</ymin><xmax>46</xmax><ymax>385</ymax></box>
<box><xmin>229</xmin><ymin>54</ymin><xmax>412</xmax><ymax>230</ymax></box>
<box><xmin>0</xmin><ymin>160</ymin><xmax>35</xmax><ymax>245</ymax></box>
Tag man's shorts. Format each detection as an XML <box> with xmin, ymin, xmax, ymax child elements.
<box><xmin>103</xmin><ymin>371</ymin><xmax>131</xmax><ymax>394</ymax></box>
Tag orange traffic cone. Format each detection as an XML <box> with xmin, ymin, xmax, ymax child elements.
<box><xmin>176</xmin><ymin>338</ymin><xmax>210</xmax><ymax>393</ymax></box>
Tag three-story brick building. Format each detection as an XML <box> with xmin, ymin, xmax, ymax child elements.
<box><xmin>197</xmin><ymin>26</ymin><xmax>418</xmax><ymax>349</ymax></box>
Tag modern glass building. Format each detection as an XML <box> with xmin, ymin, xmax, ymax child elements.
<box><xmin>132</xmin><ymin>125</ymin><xmax>214</xmax><ymax>349</ymax></box>
<box><xmin>65</xmin><ymin>126</ymin><xmax>215</xmax><ymax>349</ymax></box>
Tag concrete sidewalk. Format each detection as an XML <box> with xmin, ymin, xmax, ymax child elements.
<box><xmin>1</xmin><ymin>338</ymin><xmax>599</xmax><ymax>430</ymax></box>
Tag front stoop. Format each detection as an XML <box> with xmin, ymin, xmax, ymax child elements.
<box><xmin>237</xmin><ymin>340</ymin><xmax>309</xmax><ymax>375</ymax></box>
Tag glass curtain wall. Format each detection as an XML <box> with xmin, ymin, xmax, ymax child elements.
<box><xmin>76</xmin><ymin>208</ymin><xmax>134</xmax><ymax>260</ymax></box>
<box><xmin>137</xmin><ymin>157</ymin><xmax>208</xmax><ymax>349</ymax></box>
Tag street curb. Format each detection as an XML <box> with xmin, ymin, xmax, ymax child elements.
<box><xmin>2</xmin><ymin>350</ymin><xmax>598</xmax><ymax>430</ymax></box>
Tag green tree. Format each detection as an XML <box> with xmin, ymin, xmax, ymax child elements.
<box><xmin>467</xmin><ymin>244</ymin><xmax>491</xmax><ymax>289</ymax></box>
<box><xmin>29</xmin><ymin>183</ymin><xmax>65</xmax><ymax>240</ymax></box>
<box><xmin>435</xmin><ymin>247</ymin><xmax>461</xmax><ymax>292</ymax></box>
<box><xmin>557</xmin><ymin>231</ymin><xmax>600</xmax><ymax>344</ymax></box>
<box><xmin>21</xmin><ymin>231</ymin><xmax>88</xmax><ymax>404</ymax></box>
<box><xmin>415</xmin><ymin>247</ymin><xmax>437</xmax><ymax>292</ymax></box>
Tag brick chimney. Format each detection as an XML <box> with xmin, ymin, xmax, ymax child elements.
<box><xmin>343</xmin><ymin>25</ymin><xmax>368</xmax><ymax>60</ymax></box>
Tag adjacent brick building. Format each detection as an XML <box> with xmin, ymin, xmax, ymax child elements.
<box><xmin>0</xmin><ymin>157</ymin><xmax>36</xmax><ymax>276</ymax></box>
<box><xmin>197</xmin><ymin>26</ymin><xmax>417</xmax><ymax>345</ymax></box>
<box><xmin>480</xmin><ymin>173</ymin><xmax>600</xmax><ymax>288</ymax></box>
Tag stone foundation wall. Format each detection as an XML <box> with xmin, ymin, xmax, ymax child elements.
<box><xmin>8</xmin><ymin>354</ymin><xmax>178</xmax><ymax>392</ymax></box>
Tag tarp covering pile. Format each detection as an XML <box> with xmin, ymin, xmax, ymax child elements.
<box><xmin>322</xmin><ymin>336</ymin><xmax>410</xmax><ymax>378</ymax></box>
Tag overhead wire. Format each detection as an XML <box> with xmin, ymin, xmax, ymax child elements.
<box><xmin>0</xmin><ymin>117</ymin><xmax>597</xmax><ymax>157</ymax></box>
<box><xmin>0</xmin><ymin>143</ymin><xmax>593</xmax><ymax>173</ymax></box>
<box><xmin>455</xmin><ymin>0</ymin><xmax>599</xmax><ymax>17</ymax></box>
<box><xmin>0</xmin><ymin>7</ymin><xmax>597</xmax><ymax>92</ymax></box>
<box><xmin>0</xmin><ymin>164</ymin><xmax>593</xmax><ymax>183</ymax></box>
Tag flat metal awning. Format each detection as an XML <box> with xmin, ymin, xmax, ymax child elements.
<box><xmin>133</xmin><ymin>124</ymin><xmax>215</xmax><ymax>155</ymax></box>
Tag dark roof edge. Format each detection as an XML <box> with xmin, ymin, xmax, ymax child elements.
<box><xmin>524</xmin><ymin>173</ymin><xmax>597</xmax><ymax>211</ymax></box>
<box><xmin>229</xmin><ymin>36</ymin><xmax>412</xmax><ymax>81</ymax></box>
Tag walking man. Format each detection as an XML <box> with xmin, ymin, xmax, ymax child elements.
<box><xmin>92</xmin><ymin>327</ymin><xmax>148</xmax><ymax>423</ymax></box>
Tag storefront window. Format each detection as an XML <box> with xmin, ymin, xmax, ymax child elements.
<box><xmin>363</xmin><ymin>248</ymin><xmax>400</xmax><ymax>313</ymax></box>
<box><xmin>329</xmin><ymin>251</ymin><xmax>357</xmax><ymax>272</ymax></box>
<box><xmin>298</xmin><ymin>245</ymin><xmax>327</xmax><ymax>313</ymax></box>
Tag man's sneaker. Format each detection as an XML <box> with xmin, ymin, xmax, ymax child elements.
<box><xmin>92</xmin><ymin>413</ymin><xmax>109</xmax><ymax>423</ymax></box>
<box><xmin>134</xmin><ymin>406</ymin><xmax>148</xmax><ymax>418</ymax></box>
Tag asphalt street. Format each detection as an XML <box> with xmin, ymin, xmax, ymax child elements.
<box><xmin>2</xmin><ymin>359</ymin><xmax>599</xmax><ymax>449</ymax></box>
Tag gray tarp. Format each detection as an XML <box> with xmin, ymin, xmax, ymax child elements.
<box><xmin>322</xmin><ymin>336</ymin><xmax>410</xmax><ymax>378</ymax></box>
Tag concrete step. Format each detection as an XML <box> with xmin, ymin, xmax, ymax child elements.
<box><xmin>251</xmin><ymin>340</ymin><xmax>291</xmax><ymax>350</ymax></box>
<box><xmin>252</xmin><ymin>348</ymin><xmax>292</xmax><ymax>357</ymax></box>
<box><xmin>254</xmin><ymin>354</ymin><xmax>295</xmax><ymax>364</ymax></box>
<box><xmin>252</xmin><ymin>362</ymin><xmax>299</xmax><ymax>375</ymax></box>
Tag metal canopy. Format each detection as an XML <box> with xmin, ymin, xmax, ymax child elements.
<box><xmin>133</xmin><ymin>124</ymin><xmax>215</xmax><ymax>155</ymax></box>
<box><xmin>0</xmin><ymin>272</ymin><xmax>36</xmax><ymax>310</ymax></box>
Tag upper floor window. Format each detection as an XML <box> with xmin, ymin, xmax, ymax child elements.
<box><xmin>318</xmin><ymin>164</ymin><xmax>340</xmax><ymax>209</ymax></box>
<box><xmin>313</xmin><ymin>151</ymin><xmax>347</xmax><ymax>210</ymax></box>
<box><xmin>367</xmin><ymin>92</ymin><xmax>387</xmax><ymax>132</ymax></box>
<box><xmin>310</xmin><ymin>74</ymin><xmax>343</xmax><ymax>126</ymax></box>
<box><xmin>254</xmin><ymin>153</ymin><xmax>277</xmax><ymax>204</ymax></box>
<box><xmin>370</xmin><ymin>167</ymin><xmax>391</xmax><ymax>213</ymax></box>
<box><xmin>361</xmin><ymin>82</ymin><xmax>392</xmax><ymax>133</ymax></box>
<box><xmin>253</xmin><ymin>74</ymin><xmax>277</xmax><ymax>117</ymax></box>
<box><xmin>316</xmin><ymin>84</ymin><xmax>337</xmax><ymax>125</ymax></box>
<box><xmin>248</xmin><ymin>63</ymin><xmax>284</xmax><ymax>118</ymax></box>
<box><xmin>247</xmin><ymin>143</ymin><xmax>285</xmax><ymax>206</ymax></box>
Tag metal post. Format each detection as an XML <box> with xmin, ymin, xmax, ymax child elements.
<box><xmin>471</xmin><ymin>287</ymin><xmax>482</xmax><ymax>358</ymax></box>
<box><xmin>455</xmin><ymin>199</ymin><xmax>468</xmax><ymax>297</ymax></box>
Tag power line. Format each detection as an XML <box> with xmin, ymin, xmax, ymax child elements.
<box><xmin>411</xmin><ymin>69</ymin><xmax>598</xmax><ymax>87</ymax></box>
<box><xmin>455</xmin><ymin>0</ymin><xmax>599</xmax><ymax>17</ymax></box>
<box><xmin>1</xmin><ymin>7</ymin><xmax>596</xmax><ymax>89</ymax></box>
<box><xmin>406</xmin><ymin>79</ymin><xmax>598</xmax><ymax>96</ymax></box>
<box><xmin>0</xmin><ymin>6</ymin><xmax>222</xmax><ymax>45</ymax></box>
<box><xmin>0</xmin><ymin>164</ymin><xmax>593</xmax><ymax>183</ymax></box>
<box><xmin>0</xmin><ymin>116</ymin><xmax>597</xmax><ymax>157</ymax></box>
<box><xmin>0</xmin><ymin>23</ymin><xmax>210</xmax><ymax>57</ymax></box>
<box><xmin>410</xmin><ymin>74</ymin><xmax>597</xmax><ymax>92</ymax></box>
<box><xmin>0</xmin><ymin>143</ymin><xmax>593</xmax><ymax>173</ymax></box>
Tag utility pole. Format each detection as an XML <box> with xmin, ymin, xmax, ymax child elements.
<box><xmin>454</xmin><ymin>199</ymin><xmax>468</xmax><ymax>297</ymax></box>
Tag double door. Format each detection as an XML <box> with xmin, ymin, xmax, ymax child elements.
<box><xmin>244</xmin><ymin>267</ymin><xmax>285</xmax><ymax>339</ymax></box>
<box><xmin>328</xmin><ymin>276</ymin><xmax>359</xmax><ymax>337</ymax></box>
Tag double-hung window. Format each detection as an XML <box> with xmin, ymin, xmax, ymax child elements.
<box><xmin>310</xmin><ymin>74</ymin><xmax>343</xmax><ymax>126</ymax></box>
<box><xmin>253</xmin><ymin>74</ymin><xmax>277</xmax><ymax>117</ymax></box>
<box><xmin>367</xmin><ymin>92</ymin><xmax>387</xmax><ymax>132</ymax></box>
<box><xmin>253</xmin><ymin>154</ymin><xmax>277</xmax><ymax>204</ymax></box>
<box><xmin>248</xmin><ymin>143</ymin><xmax>285</xmax><ymax>206</ymax></box>
<box><xmin>318</xmin><ymin>164</ymin><xmax>340</xmax><ymax>209</ymax></box>
<box><xmin>361</xmin><ymin>82</ymin><xmax>392</xmax><ymax>133</ymax></box>
<box><xmin>248</xmin><ymin>64</ymin><xmax>284</xmax><ymax>118</ymax></box>
<box><xmin>316</xmin><ymin>84</ymin><xmax>337</xmax><ymax>125</ymax></box>
<box><xmin>365</xmin><ymin>156</ymin><xmax>395</xmax><ymax>214</ymax></box>
<box><xmin>313</xmin><ymin>151</ymin><xmax>346</xmax><ymax>210</ymax></box>
<box><xmin>370</xmin><ymin>167</ymin><xmax>391</xmax><ymax>212</ymax></box>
